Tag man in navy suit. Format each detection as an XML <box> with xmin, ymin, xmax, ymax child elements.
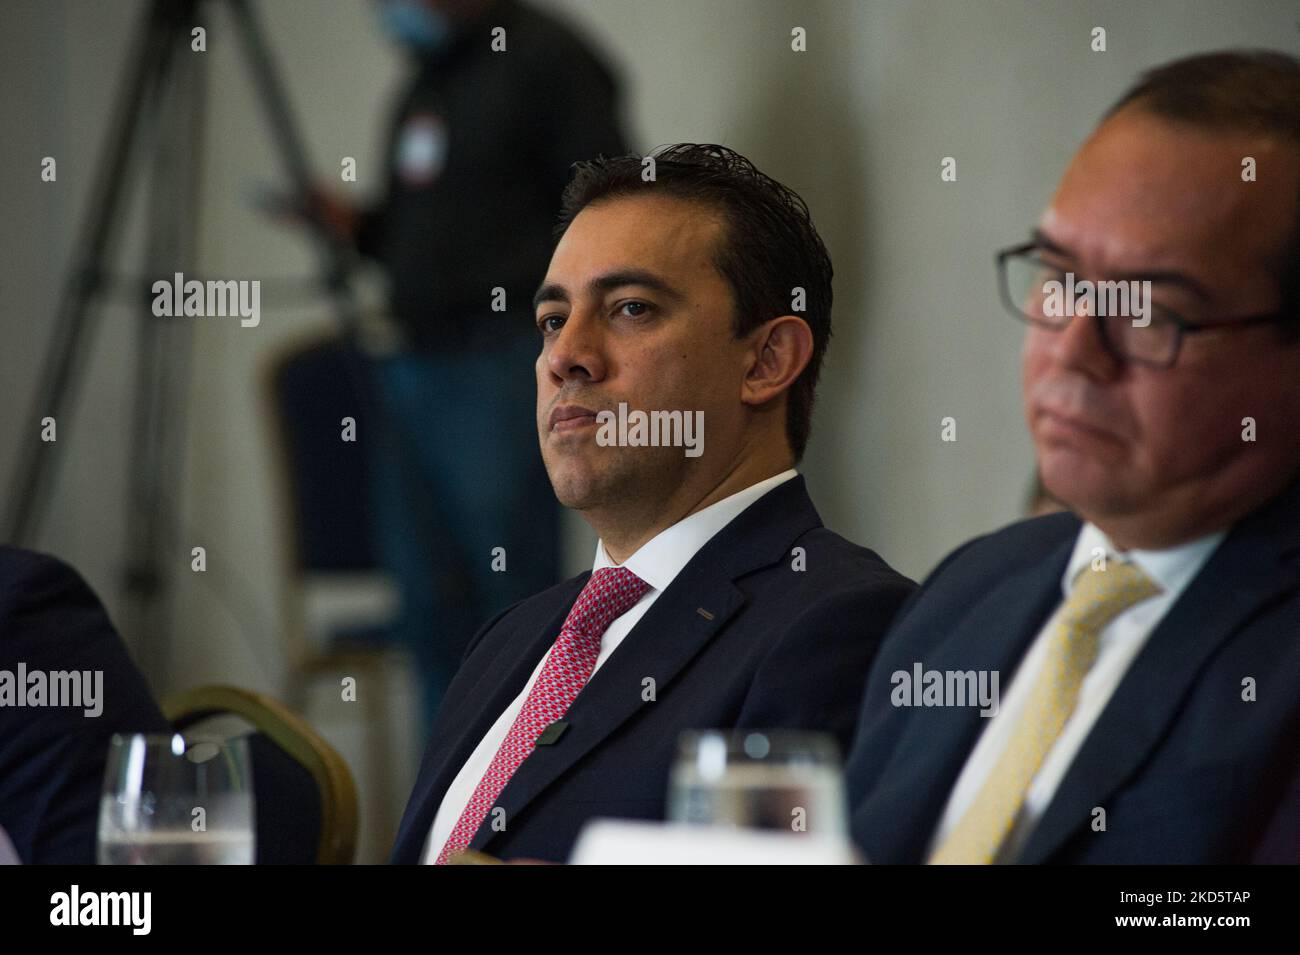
<box><xmin>848</xmin><ymin>51</ymin><xmax>1300</xmax><ymax>864</ymax></box>
<box><xmin>392</xmin><ymin>144</ymin><xmax>915</xmax><ymax>863</ymax></box>
<box><xmin>0</xmin><ymin>547</ymin><xmax>170</xmax><ymax>863</ymax></box>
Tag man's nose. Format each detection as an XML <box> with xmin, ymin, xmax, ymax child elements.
<box><xmin>1052</xmin><ymin>299</ymin><xmax>1122</xmax><ymax>380</ymax></box>
<box><xmin>546</xmin><ymin>308</ymin><xmax>608</xmax><ymax>385</ymax></box>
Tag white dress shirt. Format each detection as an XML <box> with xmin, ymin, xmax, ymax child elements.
<box><xmin>926</xmin><ymin>521</ymin><xmax>1226</xmax><ymax>862</ymax></box>
<box><xmin>421</xmin><ymin>468</ymin><xmax>799</xmax><ymax>863</ymax></box>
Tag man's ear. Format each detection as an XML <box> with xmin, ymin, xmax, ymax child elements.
<box><xmin>741</xmin><ymin>315</ymin><xmax>814</xmax><ymax>407</ymax></box>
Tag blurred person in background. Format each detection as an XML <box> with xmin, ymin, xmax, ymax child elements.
<box><xmin>289</xmin><ymin>0</ymin><xmax>629</xmax><ymax>733</ymax></box>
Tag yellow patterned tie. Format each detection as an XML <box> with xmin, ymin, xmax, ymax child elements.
<box><xmin>928</xmin><ymin>558</ymin><xmax>1162</xmax><ymax>864</ymax></box>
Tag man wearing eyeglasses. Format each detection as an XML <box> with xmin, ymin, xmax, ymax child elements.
<box><xmin>846</xmin><ymin>50</ymin><xmax>1300</xmax><ymax>865</ymax></box>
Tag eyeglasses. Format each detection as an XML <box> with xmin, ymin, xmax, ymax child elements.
<box><xmin>996</xmin><ymin>241</ymin><xmax>1292</xmax><ymax>369</ymax></box>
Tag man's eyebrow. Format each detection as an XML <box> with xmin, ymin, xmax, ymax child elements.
<box><xmin>1030</xmin><ymin>228</ymin><xmax>1213</xmax><ymax>303</ymax></box>
<box><xmin>532</xmin><ymin>269</ymin><xmax>686</xmax><ymax>311</ymax></box>
<box><xmin>589</xmin><ymin>269</ymin><xmax>685</xmax><ymax>302</ymax></box>
<box><xmin>533</xmin><ymin>283</ymin><xmax>567</xmax><ymax>310</ymax></box>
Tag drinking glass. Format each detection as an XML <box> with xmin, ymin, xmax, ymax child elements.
<box><xmin>97</xmin><ymin>732</ymin><xmax>255</xmax><ymax>864</ymax></box>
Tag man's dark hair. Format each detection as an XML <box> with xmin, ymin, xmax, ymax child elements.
<box><xmin>1106</xmin><ymin>50</ymin><xmax>1300</xmax><ymax>337</ymax></box>
<box><xmin>555</xmin><ymin>143</ymin><xmax>833</xmax><ymax>461</ymax></box>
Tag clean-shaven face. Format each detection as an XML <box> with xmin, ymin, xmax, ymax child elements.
<box><xmin>534</xmin><ymin>194</ymin><xmax>751</xmax><ymax>514</ymax></box>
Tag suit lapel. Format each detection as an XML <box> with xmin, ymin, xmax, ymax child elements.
<box><xmin>1019</xmin><ymin>479</ymin><xmax>1300</xmax><ymax>863</ymax></box>
<box><xmin>470</xmin><ymin>564</ymin><xmax>747</xmax><ymax>852</ymax></box>
<box><xmin>470</xmin><ymin>475</ymin><xmax>824</xmax><ymax>853</ymax></box>
<box><xmin>393</xmin><ymin>576</ymin><xmax>586</xmax><ymax>861</ymax></box>
<box><xmin>877</xmin><ymin>534</ymin><xmax>1074</xmax><ymax>862</ymax></box>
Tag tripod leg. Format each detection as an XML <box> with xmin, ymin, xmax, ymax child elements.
<box><xmin>223</xmin><ymin>0</ymin><xmax>395</xmax><ymax>471</ymax></box>
<box><xmin>3</xmin><ymin>0</ymin><xmax>178</xmax><ymax>544</ymax></box>
<box><xmin>224</xmin><ymin>0</ymin><xmax>362</xmax><ymax>328</ymax></box>
<box><xmin>121</xmin><ymin>1</ymin><xmax>206</xmax><ymax>688</ymax></box>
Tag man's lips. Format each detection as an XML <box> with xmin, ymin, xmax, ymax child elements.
<box><xmin>1035</xmin><ymin>404</ymin><xmax>1123</xmax><ymax>443</ymax></box>
<box><xmin>549</xmin><ymin>404</ymin><xmax>598</xmax><ymax>432</ymax></box>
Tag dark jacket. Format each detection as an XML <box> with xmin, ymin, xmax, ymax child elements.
<box><xmin>847</xmin><ymin>477</ymin><xmax>1300</xmax><ymax>864</ymax></box>
<box><xmin>392</xmin><ymin>476</ymin><xmax>915</xmax><ymax>862</ymax></box>
<box><xmin>0</xmin><ymin>548</ymin><xmax>170</xmax><ymax>864</ymax></box>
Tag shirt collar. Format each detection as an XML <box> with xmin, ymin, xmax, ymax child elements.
<box><xmin>1063</xmin><ymin>521</ymin><xmax>1227</xmax><ymax>598</ymax></box>
<box><xmin>592</xmin><ymin>469</ymin><xmax>799</xmax><ymax>592</ymax></box>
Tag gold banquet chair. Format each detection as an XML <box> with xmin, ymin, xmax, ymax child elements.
<box><xmin>163</xmin><ymin>684</ymin><xmax>358</xmax><ymax>865</ymax></box>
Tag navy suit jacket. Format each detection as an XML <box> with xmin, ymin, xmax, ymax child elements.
<box><xmin>847</xmin><ymin>476</ymin><xmax>1300</xmax><ymax>864</ymax></box>
<box><xmin>392</xmin><ymin>476</ymin><xmax>915</xmax><ymax>862</ymax></box>
<box><xmin>0</xmin><ymin>547</ymin><xmax>171</xmax><ymax>863</ymax></box>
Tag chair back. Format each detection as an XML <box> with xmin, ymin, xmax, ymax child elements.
<box><xmin>164</xmin><ymin>684</ymin><xmax>357</xmax><ymax>864</ymax></box>
<box><xmin>266</xmin><ymin>334</ymin><xmax>377</xmax><ymax>573</ymax></box>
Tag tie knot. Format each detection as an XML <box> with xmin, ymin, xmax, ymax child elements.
<box><xmin>1062</xmin><ymin>558</ymin><xmax>1162</xmax><ymax>635</ymax></box>
<box><xmin>563</xmin><ymin>566</ymin><xmax>650</xmax><ymax>642</ymax></box>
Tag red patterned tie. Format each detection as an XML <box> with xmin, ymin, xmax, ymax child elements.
<box><xmin>435</xmin><ymin>566</ymin><xmax>649</xmax><ymax>863</ymax></box>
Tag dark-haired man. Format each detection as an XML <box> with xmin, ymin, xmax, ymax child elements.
<box><xmin>848</xmin><ymin>50</ymin><xmax>1300</xmax><ymax>864</ymax></box>
<box><xmin>392</xmin><ymin>144</ymin><xmax>915</xmax><ymax>863</ymax></box>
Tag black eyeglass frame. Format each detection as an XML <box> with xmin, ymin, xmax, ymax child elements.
<box><xmin>995</xmin><ymin>241</ymin><xmax>1293</xmax><ymax>369</ymax></box>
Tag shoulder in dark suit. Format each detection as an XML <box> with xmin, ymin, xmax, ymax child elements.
<box><xmin>391</xmin><ymin>475</ymin><xmax>915</xmax><ymax>862</ymax></box>
<box><xmin>0</xmin><ymin>547</ymin><xmax>170</xmax><ymax>863</ymax></box>
<box><xmin>1251</xmin><ymin>750</ymin><xmax>1300</xmax><ymax>864</ymax></box>
<box><xmin>847</xmin><ymin>477</ymin><xmax>1300</xmax><ymax>864</ymax></box>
